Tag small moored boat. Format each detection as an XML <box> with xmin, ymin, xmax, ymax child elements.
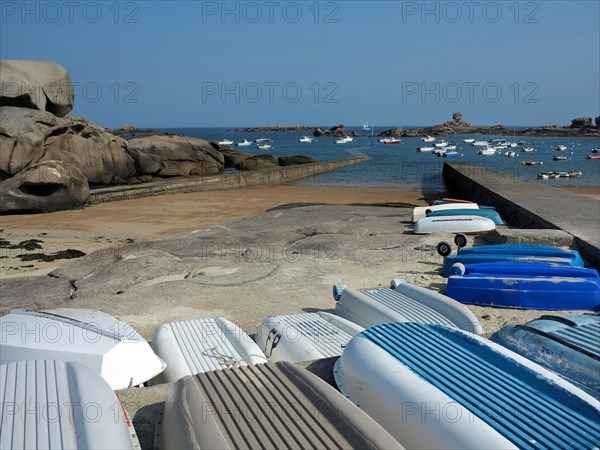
<box><xmin>553</xmin><ymin>155</ymin><xmax>567</xmax><ymax>161</ymax></box>
<box><xmin>217</xmin><ymin>139</ymin><xmax>233</xmax><ymax>145</ymax></box>
<box><xmin>236</xmin><ymin>139</ymin><xmax>253</xmax><ymax>147</ymax></box>
<box><xmin>556</xmin><ymin>145</ymin><xmax>568</xmax><ymax>151</ymax></box>
<box><xmin>298</xmin><ymin>135</ymin><xmax>314</xmax><ymax>143</ymax></box>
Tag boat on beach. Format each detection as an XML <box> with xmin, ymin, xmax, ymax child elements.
<box><xmin>0</xmin><ymin>359</ymin><xmax>141</xmax><ymax>449</ymax></box>
<box><xmin>426</xmin><ymin>208</ymin><xmax>504</xmax><ymax>225</ymax></box>
<box><xmin>159</xmin><ymin>361</ymin><xmax>404</xmax><ymax>450</ymax></box>
<box><xmin>445</xmin><ymin>262</ymin><xmax>600</xmax><ymax>310</ymax></box>
<box><xmin>332</xmin><ymin>279</ymin><xmax>483</xmax><ymax>334</ymax></box>
<box><xmin>334</xmin><ymin>322</ymin><xmax>600</xmax><ymax>449</ymax></box>
<box><xmin>441</xmin><ymin>243</ymin><xmax>585</xmax><ymax>276</ymax></box>
<box><xmin>413</xmin><ymin>215</ymin><xmax>496</xmax><ymax>235</ymax></box>
<box><xmin>150</xmin><ymin>317</ymin><xmax>268</xmax><ymax>384</ymax></box>
<box><xmin>256</xmin><ymin>312</ymin><xmax>364</xmax><ymax>363</ymax></box>
<box><xmin>0</xmin><ymin>308</ymin><xmax>166</xmax><ymax>390</ymax></box>
<box><xmin>491</xmin><ymin>314</ymin><xmax>600</xmax><ymax>399</ymax></box>
<box><xmin>412</xmin><ymin>202</ymin><xmax>480</xmax><ymax>222</ymax></box>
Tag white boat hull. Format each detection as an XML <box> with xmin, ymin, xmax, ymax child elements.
<box><xmin>413</xmin><ymin>215</ymin><xmax>496</xmax><ymax>234</ymax></box>
<box><xmin>255</xmin><ymin>312</ymin><xmax>364</xmax><ymax>363</ymax></box>
<box><xmin>413</xmin><ymin>203</ymin><xmax>479</xmax><ymax>222</ymax></box>
<box><xmin>333</xmin><ymin>280</ymin><xmax>483</xmax><ymax>334</ymax></box>
<box><xmin>150</xmin><ymin>317</ymin><xmax>267</xmax><ymax>384</ymax></box>
<box><xmin>0</xmin><ymin>308</ymin><xmax>165</xmax><ymax>390</ymax></box>
<box><xmin>0</xmin><ymin>360</ymin><xmax>139</xmax><ymax>449</ymax></box>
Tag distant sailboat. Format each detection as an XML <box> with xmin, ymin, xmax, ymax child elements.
<box><xmin>362</xmin><ymin>122</ymin><xmax>371</xmax><ymax>131</ymax></box>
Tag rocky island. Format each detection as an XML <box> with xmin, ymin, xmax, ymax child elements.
<box><xmin>378</xmin><ymin>112</ymin><xmax>600</xmax><ymax>138</ymax></box>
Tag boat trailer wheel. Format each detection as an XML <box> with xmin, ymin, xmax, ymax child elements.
<box><xmin>436</xmin><ymin>241</ymin><xmax>452</xmax><ymax>257</ymax></box>
<box><xmin>454</xmin><ymin>233</ymin><xmax>468</xmax><ymax>249</ymax></box>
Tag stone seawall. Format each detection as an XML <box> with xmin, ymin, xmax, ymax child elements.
<box><xmin>443</xmin><ymin>162</ymin><xmax>600</xmax><ymax>268</ymax></box>
<box><xmin>87</xmin><ymin>156</ymin><xmax>369</xmax><ymax>205</ymax></box>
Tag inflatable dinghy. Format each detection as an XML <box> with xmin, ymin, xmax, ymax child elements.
<box><xmin>335</xmin><ymin>322</ymin><xmax>600</xmax><ymax>449</ymax></box>
<box><xmin>256</xmin><ymin>312</ymin><xmax>364</xmax><ymax>363</ymax></box>
<box><xmin>150</xmin><ymin>317</ymin><xmax>268</xmax><ymax>383</ymax></box>
<box><xmin>0</xmin><ymin>308</ymin><xmax>165</xmax><ymax>390</ymax></box>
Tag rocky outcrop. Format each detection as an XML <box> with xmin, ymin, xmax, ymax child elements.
<box><xmin>218</xmin><ymin>147</ymin><xmax>255</xmax><ymax>168</ymax></box>
<box><xmin>127</xmin><ymin>136</ymin><xmax>225</xmax><ymax>177</ymax></box>
<box><xmin>0</xmin><ymin>160</ymin><xmax>89</xmax><ymax>213</ymax></box>
<box><xmin>378</xmin><ymin>128</ymin><xmax>404</xmax><ymax>138</ymax></box>
<box><xmin>313</xmin><ymin>124</ymin><xmax>364</xmax><ymax>138</ymax></box>
<box><xmin>234</xmin><ymin>154</ymin><xmax>279</xmax><ymax>170</ymax></box>
<box><xmin>108</xmin><ymin>124</ymin><xmax>176</xmax><ymax>138</ymax></box>
<box><xmin>569</xmin><ymin>117</ymin><xmax>594</xmax><ymax>128</ymax></box>
<box><xmin>0</xmin><ymin>60</ymin><xmax>74</xmax><ymax>117</ymax></box>
<box><xmin>0</xmin><ymin>107</ymin><xmax>135</xmax><ymax>184</ymax></box>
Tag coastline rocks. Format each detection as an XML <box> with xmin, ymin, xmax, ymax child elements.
<box><xmin>313</xmin><ymin>124</ymin><xmax>363</xmax><ymax>138</ymax></box>
<box><xmin>229</xmin><ymin>125</ymin><xmax>314</xmax><ymax>132</ymax></box>
<box><xmin>108</xmin><ymin>124</ymin><xmax>176</xmax><ymax>138</ymax></box>
<box><xmin>0</xmin><ymin>60</ymin><xmax>74</xmax><ymax>117</ymax></box>
<box><xmin>0</xmin><ymin>107</ymin><xmax>135</xmax><ymax>184</ymax></box>
<box><xmin>218</xmin><ymin>148</ymin><xmax>255</xmax><ymax>168</ymax></box>
<box><xmin>379</xmin><ymin>127</ymin><xmax>404</xmax><ymax>137</ymax></box>
<box><xmin>0</xmin><ymin>160</ymin><xmax>89</xmax><ymax>213</ymax></box>
<box><xmin>127</xmin><ymin>136</ymin><xmax>224</xmax><ymax>177</ymax></box>
<box><xmin>452</xmin><ymin>112</ymin><xmax>462</xmax><ymax>122</ymax></box>
<box><xmin>235</xmin><ymin>154</ymin><xmax>279</xmax><ymax>170</ymax></box>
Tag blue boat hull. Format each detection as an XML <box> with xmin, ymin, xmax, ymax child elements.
<box><xmin>443</xmin><ymin>244</ymin><xmax>585</xmax><ymax>276</ymax></box>
<box><xmin>491</xmin><ymin>314</ymin><xmax>600</xmax><ymax>399</ymax></box>
<box><xmin>450</xmin><ymin>261</ymin><xmax>598</xmax><ymax>278</ymax></box>
<box><xmin>445</xmin><ymin>272</ymin><xmax>600</xmax><ymax>310</ymax></box>
<box><xmin>427</xmin><ymin>208</ymin><xmax>505</xmax><ymax>225</ymax></box>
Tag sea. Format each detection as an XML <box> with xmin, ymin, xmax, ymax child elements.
<box><xmin>157</xmin><ymin>127</ymin><xmax>600</xmax><ymax>192</ymax></box>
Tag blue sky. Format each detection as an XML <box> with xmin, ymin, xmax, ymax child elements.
<box><xmin>1</xmin><ymin>1</ymin><xmax>599</xmax><ymax>128</ymax></box>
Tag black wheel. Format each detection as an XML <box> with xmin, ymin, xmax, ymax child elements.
<box><xmin>425</xmin><ymin>209</ymin><xmax>432</xmax><ymax>215</ymax></box>
<box><xmin>437</xmin><ymin>241</ymin><xmax>452</xmax><ymax>257</ymax></box>
<box><xmin>454</xmin><ymin>233</ymin><xmax>468</xmax><ymax>248</ymax></box>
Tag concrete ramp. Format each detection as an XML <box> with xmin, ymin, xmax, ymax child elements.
<box><xmin>443</xmin><ymin>163</ymin><xmax>600</xmax><ymax>268</ymax></box>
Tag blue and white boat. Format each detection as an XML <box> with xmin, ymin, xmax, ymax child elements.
<box><xmin>445</xmin><ymin>263</ymin><xmax>600</xmax><ymax>310</ymax></box>
<box><xmin>426</xmin><ymin>208</ymin><xmax>505</xmax><ymax>225</ymax></box>
<box><xmin>442</xmin><ymin>244</ymin><xmax>585</xmax><ymax>276</ymax></box>
<box><xmin>491</xmin><ymin>314</ymin><xmax>600</xmax><ymax>399</ymax></box>
<box><xmin>334</xmin><ymin>322</ymin><xmax>600</xmax><ymax>449</ymax></box>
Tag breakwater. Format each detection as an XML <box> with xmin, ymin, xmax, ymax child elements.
<box><xmin>87</xmin><ymin>156</ymin><xmax>369</xmax><ymax>205</ymax></box>
<box><xmin>443</xmin><ymin>162</ymin><xmax>600</xmax><ymax>268</ymax></box>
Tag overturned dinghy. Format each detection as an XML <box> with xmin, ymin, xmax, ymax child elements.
<box><xmin>413</xmin><ymin>203</ymin><xmax>479</xmax><ymax>222</ymax></box>
<box><xmin>0</xmin><ymin>360</ymin><xmax>140</xmax><ymax>450</ymax></box>
<box><xmin>256</xmin><ymin>312</ymin><xmax>364</xmax><ymax>363</ymax></box>
<box><xmin>335</xmin><ymin>322</ymin><xmax>600</xmax><ymax>449</ymax></box>
<box><xmin>445</xmin><ymin>264</ymin><xmax>600</xmax><ymax>310</ymax></box>
<box><xmin>442</xmin><ymin>243</ymin><xmax>584</xmax><ymax>276</ymax></box>
<box><xmin>333</xmin><ymin>280</ymin><xmax>483</xmax><ymax>334</ymax></box>
<box><xmin>0</xmin><ymin>308</ymin><xmax>165</xmax><ymax>390</ymax></box>
<box><xmin>491</xmin><ymin>314</ymin><xmax>600</xmax><ymax>399</ymax></box>
<box><xmin>150</xmin><ymin>317</ymin><xmax>268</xmax><ymax>384</ymax></box>
<box><xmin>158</xmin><ymin>361</ymin><xmax>404</xmax><ymax>450</ymax></box>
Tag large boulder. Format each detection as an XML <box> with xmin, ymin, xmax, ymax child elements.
<box><xmin>0</xmin><ymin>60</ymin><xmax>74</xmax><ymax>117</ymax></box>
<box><xmin>218</xmin><ymin>148</ymin><xmax>255</xmax><ymax>168</ymax></box>
<box><xmin>453</xmin><ymin>112</ymin><xmax>462</xmax><ymax>122</ymax></box>
<box><xmin>0</xmin><ymin>160</ymin><xmax>89</xmax><ymax>213</ymax></box>
<box><xmin>0</xmin><ymin>107</ymin><xmax>135</xmax><ymax>184</ymax></box>
<box><xmin>235</xmin><ymin>154</ymin><xmax>279</xmax><ymax>170</ymax></box>
<box><xmin>127</xmin><ymin>136</ymin><xmax>224</xmax><ymax>177</ymax></box>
